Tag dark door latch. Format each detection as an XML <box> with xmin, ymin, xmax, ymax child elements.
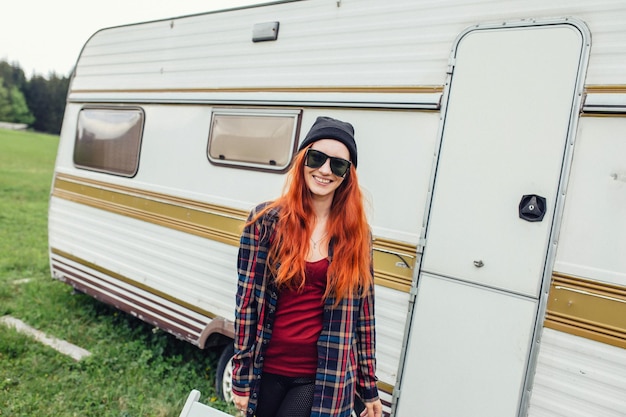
<box><xmin>519</xmin><ymin>194</ymin><xmax>547</xmax><ymax>222</ymax></box>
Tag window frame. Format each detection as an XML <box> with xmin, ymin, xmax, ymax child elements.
<box><xmin>73</xmin><ymin>106</ymin><xmax>145</xmax><ymax>177</ymax></box>
<box><xmin>206</xmin><ymin>108</ymin><xmax>302</xmax><ymax>173</ymax></box>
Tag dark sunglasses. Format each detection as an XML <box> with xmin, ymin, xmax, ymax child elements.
<box><xmin>304</xmin><ymin>148</ymin><xmax>352</xmax><ymax>177</ymax></box>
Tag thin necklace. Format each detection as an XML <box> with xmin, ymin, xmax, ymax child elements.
<box><xmin>310</xmin><ymin>232</ymin><xmax>328</xmax><ymax>250</ymax></box>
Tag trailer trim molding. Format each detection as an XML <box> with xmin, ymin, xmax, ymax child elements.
<box><xmin>50</xmin><ymin>248</ymin><xmax>215</xmax><ymax>346</ymax></box>
<box><xmin>67</xmin><ymin>86</ymin><xmax>443</xmax><ymax>110</ymax></box>
<box><xmin>545</xmin><ymin>273</ymin><xmax>626</xmax><ymax>349</ymax></box>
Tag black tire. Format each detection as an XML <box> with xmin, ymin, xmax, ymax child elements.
<box><xmin>215</xmin><ymin>342</ymin><xmax>235</xmax><ymax>403</ymax></box>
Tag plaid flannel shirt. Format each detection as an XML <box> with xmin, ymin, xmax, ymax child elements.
<box><xmin>233</xmin><ymin>202</ymin><xmax>379</xmax><ymax>417</ymax></box>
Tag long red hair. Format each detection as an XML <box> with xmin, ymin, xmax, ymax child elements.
<box><xmin>250</xmin><ymin>148</ymin><xmax>372</xmax><ymax>301</ymax></box>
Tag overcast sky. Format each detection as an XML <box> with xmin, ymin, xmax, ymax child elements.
<box><xmin>2</xmin><ymin>0</ymin><xmax>266</xmax><ymax>78</ymax></box>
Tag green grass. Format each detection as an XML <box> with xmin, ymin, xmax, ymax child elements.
<box><xmin>0</xmin><ymin>129</ymin><xmax>234</xmax><ymax>417</ymax></box>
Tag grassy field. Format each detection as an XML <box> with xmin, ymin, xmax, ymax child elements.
<box><xmin>0</xmin><ymin>129</ymin><xmax>234</xmax><ymax>417</ymax></box>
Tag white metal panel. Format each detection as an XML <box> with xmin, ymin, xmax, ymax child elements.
<box><xmin>349</xmin><ymin>110</ymin><xmax>440</xmax><ymax>244</ymax></box>
<box><xmin>554</xmin><ymin>117</ymin><xmax>626</xmax><ymax>286</ymax></box>
<box><xmin>69</xmin><ymin>0</ymin><xmax>626</xmax><ymax>93</ymax></box>
<box><xmin>49</xmin><ymin>197</ymin><xmax>238</xmax><ymax>320</ymax></box>
<box><xmin>396</xmin><ymin>273</ymin><xmax>537</xmax><ymax>417</ymax></box>
<box><xmin>421</xmin><ymin>24</ymin><xmax>584</xmax><ymax>297</ymax></box>
<box><xmin>528</xmin><ymin>328</ymin><xmax>626</xmax><ymax>417</ymax></box>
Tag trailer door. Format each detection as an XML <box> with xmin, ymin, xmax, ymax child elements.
<box><xmin>395</xmin><ymin>20</ymin><xmax>589</xmax><ymax>417</ymax></box>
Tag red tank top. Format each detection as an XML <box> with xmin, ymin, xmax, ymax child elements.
<box><xmin>262</xmin><ymin>258</ymin><xmax>328</xmax><ymax>377</ymax></box>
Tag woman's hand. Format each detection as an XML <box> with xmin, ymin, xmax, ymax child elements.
<box><xmin>360</xmin><ymin>398</ymin><xmax>383</xmax><ymax>417</ymax></box>
<box><xmin>232</xmin><ymin>392</ymin><xmax>249</xmax><ymax>415</ymax></box>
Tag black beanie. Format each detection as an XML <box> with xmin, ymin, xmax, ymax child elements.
<box><xmin>298</xmin><ymin>116</ymin><xmax>358</xmax><ymax>167</ymax></box>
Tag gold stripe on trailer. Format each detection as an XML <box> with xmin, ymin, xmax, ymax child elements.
<box><xmin>372</xmin><ymin>238</ymin><xmax>416</xmax><ymax>292</ymax></box>
<box><xmin>545</xmin><ymin>273</ymin><xmax>626</xmax><ymax>350</ymax></box>
<box><xmin>53</xmin><ymin>173</ymin><xmax>247</xmax><ymax>246</ymax></box>
<box><xmin>585</xmin><ymin>85</ymin><xmax>626</xmax><ymax>94</ymax></box>
<box><xmin>52</xmin><ymin>173</ymin><xmax>416</xmax><ymax>292</ymax></box>
<box><xmin>377</xmin><ymin>380</ymin><xmax>394</xmax><ymax>396</ymax></box>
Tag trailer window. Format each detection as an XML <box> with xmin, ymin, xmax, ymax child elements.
<box><xmin>74</xmin><ymin>108</ymin><xmax>144</xmax><ymax>177</ymax></box>
<box><xmin>207</xmin><ymin>110</ymin><xmax>301</xmax><ymax>172</ymax></box>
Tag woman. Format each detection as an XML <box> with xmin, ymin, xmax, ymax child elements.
<box><xmin>232</xmin><ymin>116</ymin><xmax>383</xmax><ymax>417</ymax></box>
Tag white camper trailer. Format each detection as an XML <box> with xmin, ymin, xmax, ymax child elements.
<box><xmin>48</xmin><ymin>1</ymin><xmax>626</xmax><ymax>416</ymax></box>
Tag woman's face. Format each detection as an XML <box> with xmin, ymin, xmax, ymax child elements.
<box><xmin>304</xmin><ymin>139</ymin><xmax>351</xmax><ymax>200</ymax></box>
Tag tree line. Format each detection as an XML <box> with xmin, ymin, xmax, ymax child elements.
<box><xmin>0</xmin><ymin>60</ymin><xmax>69</xmax><ymax>135</ymax></box>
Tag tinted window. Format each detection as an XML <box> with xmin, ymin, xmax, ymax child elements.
<box><xmin>207</xmin><ymin>110</ymin><xmax>300</xmax><ymax>172</ymax></box>
<box><xmin>74</xmin><ymin>108</ymin><xmax>144</xmax><ymax>176</ymax></box>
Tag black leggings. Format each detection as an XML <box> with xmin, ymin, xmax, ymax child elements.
<box><xmin>255</xmin><ymin>372</ymin><xmax>315</xmax><ymax>417</ymax></box>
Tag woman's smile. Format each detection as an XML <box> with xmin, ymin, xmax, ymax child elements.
<box><xmin>313</xmin><ymin>175</ymin><xmax>332</xmax><ymax>185</ymax></box>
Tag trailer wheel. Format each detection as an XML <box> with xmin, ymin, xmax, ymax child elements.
<box><xmin>215</xmin><ymin>342</ymin><xmax>235</xmax><ymax>403</ymax></box>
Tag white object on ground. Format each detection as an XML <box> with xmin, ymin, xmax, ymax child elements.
<box><xmin>0</xmin><ymin>315</ymin><xmax>91</xmax><ymax>361</ymax></box>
